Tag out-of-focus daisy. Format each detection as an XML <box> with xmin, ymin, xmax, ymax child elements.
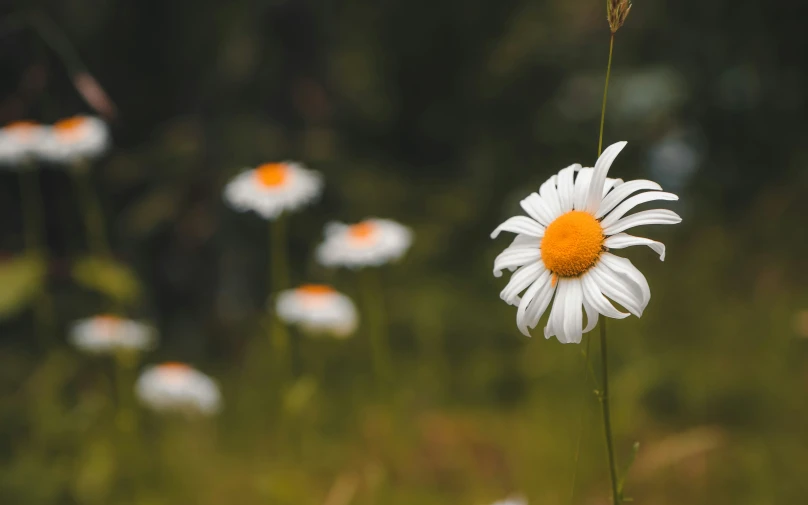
<box><xmin>39</xmin><ymin>115</ymin><xmax>110</xmax><ymax>164</ymax></box>
<box><xmin>69</xmin><ymin>314</ymin><xmax>156</xmax><ymax>354</ymax></box>
<box><xmin>135</xmin><ymin>362</ymin><xmax>221</xmax><ymax>416</ymax></box>
<box><xmin>490</xmin><ymin>497</ymin><xmax>527</xmax><ymax>505</ymax></box>
<box><xmin>316</xmin><ymin>218</ymin><xmax>412</xmax><ymax>269</ymax></box>
<box><xmin>0</xmin><ymin>121</ymin><xmax>49</xmax><ymax>166</ymax></box>
<box><xmin>491</xmin><ymin>141</ymin><xmax>681</xmax><ymax>344</ymax></box>
<box><xmin>276</xmin><ymin>284</ymin><xmax>358</xmax><ymax>338</ymax></box>
<box><xmin>224</xmin><ymin>161</ymin><xmax>323</xmax><ymax>220</ymax></box>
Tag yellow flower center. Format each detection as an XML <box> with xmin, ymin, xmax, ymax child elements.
<box><xmin>541</xmin><ymin>211</ymin><xmax>604</xmax><ymax>278</ymax></box>
<box><xmin>298</xmin><ymin>284</ymin><xmax>335</xmax><ymax>295</ymax></box>
<box><xmin>53</xmin><ymin>116</ymin><xmax>88</xmax><ymax>139</ymax></box>
<box><xmin>95</xmin><ymin>314</ymin><xmax>121</xmax><ymax>337</ymax></box>
<box><xmin>160</xmin><ymin>362</ymin><xmax>191</xmax><ymax>372</ymax></box>
<box><xmin>6</xmin><ymin>121</ymin><xmax>39</xmax><ymax>138</ymax></box>
<box><xmin>348</xmin><ymin>221</ymin><xmax>377</xmax><ymax>244</ymax></box>
<box><xmin>255</xmin><ymin>163</ymin><xmax>288</xmax><ymax>187</ymax></box>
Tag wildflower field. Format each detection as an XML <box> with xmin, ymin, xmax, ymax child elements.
<box><xmin>1</xmin><ymin>1</ymin><xmax>807</xmax><ymax>504</ymax></box>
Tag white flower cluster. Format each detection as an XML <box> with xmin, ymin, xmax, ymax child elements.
<box><xmin>0</xmin><ymin>116</ymin><xmax>109</xmax><ymax>167</ymax></box>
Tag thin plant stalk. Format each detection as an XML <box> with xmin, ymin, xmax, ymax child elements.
<box><xmin>269</xmin><ymin>216</ymin><xmax>291</xmax><ymax>378</ymax></box>
<box><xmin>18</xmin><ymin>164</ymin><xmax>56</xmax><ymax>346</ymax></box>
<box><xmin>598</xmin><ymin>321</ymin><xmax>620</xmax><ymax>505</ymax></box>
<box><xmin>596</xmin><ymin>33</ymin><xmax>623</xmax><ymax>505</ymax></box>
<box><xmin>569</xmin><ymin>335</ymin><xmax>593</xmax><ymax>502</ymax></box>
<box><xmin>113</xmin><ymin>351</ymin><xmax>140</xmax><ymax>501</ymax></box>
<box><xmin>358</xmin><ymin>268</ymin><xmax>392</xmax><ymax>384</ymax></box>
<box><xmin>70</xmin><ymin>161</ymin><xmax>111</xmax><ymax>258</ymax></box>
<box><xmin>598</xmin><ymin>34</ymin><xmax>615</xmax><ymax>157</ymax></box>
<box><xmin>113</xmin><ymin>351</ymin><xmax>137</xmax><ymax>435</ymax></box>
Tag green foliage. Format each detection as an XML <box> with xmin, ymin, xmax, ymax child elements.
<box><xmin>0</xmin><ymin>253</ymin><xmax>46</xmax><ymax>319</ymax></box>
<box><xmin>71</xmin><ymin>256</ymin><xmax>141</xmax><ymax>306</ymax></box>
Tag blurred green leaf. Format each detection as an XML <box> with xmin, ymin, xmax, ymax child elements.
<box><xmin>72</xmin><ymin>256</ymin><xmax>141</xmax><ymax>304</ymax></box>
<box><xmin>0</xmin><ymin>253</ymin><xmax>46</xmax><ymax>320</ymax></box>
<box><xmin>72</xmin><ymin>438</ymin><xmax>116</xmax><ymax>504</ymax></box>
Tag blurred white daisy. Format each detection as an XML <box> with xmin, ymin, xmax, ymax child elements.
<box><xmin>69</xmin><ymin>314</ymin><xmax>156</xmax><ymax>354</ymax></box>
<box><xmin>491</xmin><ymin>141</ymin><xmax>681</xmax><ymax>344</ymax></box>
<box><xmin>276</xmin><ymin>284</ymin><xmax>358</xmax><ymax>338</ymax></box>
<box><xmin>491</xmin><ymin>498</ymin><xmax>527</xmax><ymax>505</ymax></box>
<box><xmin>39</xmin><ymin>115</ymin><xmax>110</xmax><ymax>164</ymax></box>
<box><xmin>316</xmin><ymin>218</ymin><xmax>412</xmax><ymax>269</ymax></box>
<box><xmin>223</xmin><ymin>161</ymin><xmax>323</xmax><ymax>220</ymax></box>
<box><xmin>0</xmin><ymin>121</ymin><xmax>49</xmax><ymax>166</ymax></box>
<box><xmin>135</xmin><ymin>362</ymin><xmax>221</xmax><ymax>416</ymax></box>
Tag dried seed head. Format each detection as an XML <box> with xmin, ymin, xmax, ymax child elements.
<box><xmin>607</xmin><ymin>0</ymin><xmax>632</xmax><ymax>33</ymax></box>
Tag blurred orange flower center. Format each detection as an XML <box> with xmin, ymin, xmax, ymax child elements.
<box><xmin>53</xmin><ymin>117</ymin><xmax>87</xmax><ymax>139</ymax></box>
<box><xmin>161</xmin><ymin>362</ymin><xmax>191</xmax><ymax>372</ymax></box>
<box><xmin>298</xmin><ymin>284</ymin><xmax>335</xmax><ymax>296</ymax></box>
<box><xmin>6</xmin><ymin>121</ymin><xmax>39</xmax><ymax>136</ymax></box>
<box><xmin>541</xmin><ymin>211</ymin><xmax>604</xmax><ymax>277</ymax></box>
<box><xmin>348</xmin><ymin>222</ymin><xmax>376</xmax><ymax>242</ymax></box>
<box><xmin>255</xmin><ymin>163</ymin><xmax>289</xmax><ymax>187</ymax></box>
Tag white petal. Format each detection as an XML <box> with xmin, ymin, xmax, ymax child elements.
<box><xmin>603</xmin><ymin>209</ymin><xmax>682</xmax><ymax>236</ymax></box>
<box><xmin>524</xmin><ymin>274</ymin><xmax>556</xmax><ymax>331</ymax></box>
<box><xmin>582</xmin><ymin>297</ymin><xmax>598</xmax><ymax>333</ymax></box>
<box><xmin>585</xmin><ymin>141</ymin><xmax>627</xmax><ymax>214</ymax></box>
<box><xmin>493</xmin><ymin>246</ymin><xmax>541</xmax><ymax>277</ymax></box>
<box><xmin>572</xmin><ymin>168</ymin><xmax>593</xmax><ymax>210</ymax></box>
<box><xmin>600</xmin><ymin>191</ymin><xmax>679</xmax><ymax>229</ymax></box>
<box><xmin>491</xmin><ymin>216</ymin><xmax>546</xmax><ymax>239</ymax></box>
<box><xmin>539</xmin><ymin>175</ymin><xmax>562</xmax><ymax>219</ymax></box>
<box><xmin>604</xmin><ymin>233</ymin><xmax>666</xmax><ymax>261</ymax></box>
<box><xmin>557</xmin><ymin>164</ymin><xmax>579</xmax><ymax>213</ymax></box>
<box><xmin>599</xmin><ymin>253</ymin><xmax>651</xmax><ymax>306</ymax></box>
<box><xmin>560</xmin><ymin>278</ymin><xmax>584</xmax><ymax>344</ymax></box>
<box><xmin>588</xmin><ymin>264</ymin><xmax>644</xmax><ymax>318</ymax></box>
<box><xmin>581</xmin><ymin>271</ymin><xmax>629</xmax><ymax>319</ymax></box>
<box><xmin>516</xmin><ymin>270</ymin><xmax>551</xmax><ymax>336</ymax></box>
<box><xmin>596</xmin><ymin>180</ymin><xmax>663</xmax><ymax>218</ymax></box>
<box><xmin>509</xmin><ymin>233</ymin><xmax>539</xmax><ymax>248</ymax></box>
<box><xmin>544</xmin><ymin>280</ymin><xmax>565</xmax><ymax>340</ymax></box>
<box><xmin>500</xmin><ymin>262</ymin><xmax>545</xmax><ymax>305</ymax></box>
<box><xmin>520</xmin><ymin>193</ymin><xmax>555</xmax><ymax>227</ymax></box>
<box><xmin>603</xmin><ymin>177</ymin><xmax>623</xmax><ymax>196</ymax></box>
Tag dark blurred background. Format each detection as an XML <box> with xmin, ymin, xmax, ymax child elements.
<box><xmin>1</xmin><ymin>1</ymin><xmax>808</xmax><ymax>504</ymax></box>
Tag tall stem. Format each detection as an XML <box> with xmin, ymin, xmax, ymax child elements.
<box><xmin>19</xmin><ymin>166</ymin><xmax>56</xmax><ymax>346</ymax></box>
<box><xmin>597</xmin><ymin>34</ymin><xmax>621</xmax><ymax>505</ymax></box>
<box><xmin>70</xmin><ymin>163</ymin><xmax>111</xmax><ymax>257</ymax></box>
<box><xmin>359</xmin><ymin>268</ymin><xmax>391</xmax><ymax>384</ymax></box>
<box><xmin>598</xmin><ymin>34</ymin><xmax>615</xmax><ymax>157</ymax></box>
<box><xmin>598</xmin><ymin>321</ymin><xmax>620</xmax><ymax>505</ymax></box>
<box><xmin>269</xmin><ymin>217</ymin><xmax>291</xmax><ymax>378</ymax></box>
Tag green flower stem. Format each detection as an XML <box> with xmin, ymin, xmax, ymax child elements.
<box><xmin>269</xmin><ymin>216</ymin><xmax>291</xmax><ymax>379</ymax></box>
<box><xmin>359</xmin><ymin>268</ymin><xmax>392</xmax><ymax>385</ymax></box>
<box><xmin>598</xmin><ymin>320</ymin><xmax>621</xmax><ymax>505</ymax></box>
<box><xmin>70</xmin><ymin>161</ymin><xmax>111</xmax><ymax>258</ymax></box>
<box><xmin>19</xmin><ymin>164</ymin><xmax>56</xmax><ymax>346</ymax></box>
<box><xmin>596</xmin><ymin>33</ymin><xmax>623</xmax><ymax>505</ymax></box>
<box><xmin>598</xmin><ymin>34</ymin><xmax>615</xmax><ymax>158</ymax></box>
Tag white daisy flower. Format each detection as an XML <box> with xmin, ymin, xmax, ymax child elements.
<box><xmin>491</xmin><ymin>141</ymin><xmax>681</xmax><ymax>344</ymax></box>
<box><xmin>38</xmin><ymin>115</ymin><xmax>110</xmax><ymax>164</ymax></box>
<box><xmin>276</xmin><ymin>284</ymin><xmax>359</xmax><ymax>338</ymax></box>
<box><xmin>69</xmin><ymin>314</ymin><xmax>156</xmax><ymax>354</ymax></box>
<box><xmin>223</xmin><ymin>161</ymin><xmax>323</xmax><ymax>220</ymax></box>
<box><xmin>316</xmin><ymin>218</ymin><xmax>413</xmax><ymax>269</ymax></box>
<box><xmin>490</xmin><ymin>497</ymin><xmax>527</xmax><ymax>505</ymax></box>
<box><xmin>135</xmin><ymin>362</ymin><xmax>221</xmax><ymax>416</ymax></box>
<box><xmin>0</xmin><ymin>121</ymin><xmax>49</xmax><ymax>166</ymax></box>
